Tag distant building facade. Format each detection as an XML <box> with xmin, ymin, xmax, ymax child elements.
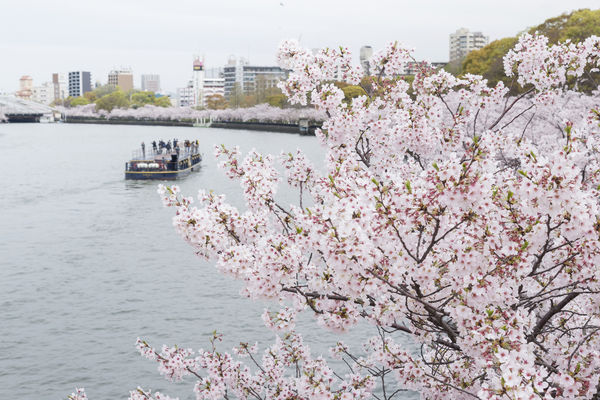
<box><xmin>108</xmin><ymin>69</ymin><xmax>134</xmax><ymax>92</ymax></box>
<box><xmin>203</xmin><ymin>78</ymin><xmax>225</xmax><ymax>105</ymax></box>
<box><xmin>223</xmin><ymin>58</ymin><xmax>288</xmax><ymax>99</ymax></box>
<box><xmin>449</xmin><ymin>28</ymin><xmax>489</xmax><ymax>62</ymax></box>
<box><xmin>68</xmin><ymin>71</ymin><xmax>92</xmax><ymax>97</ymax></box>
<box><xmin>141</xmin><ymin>74</ymin><xmax>161</xmax><ymax>93</ymax></box>
<box><xmin>177</xmin><ymin>78</ymin><xmax>224</xmax><ymax>108</ymax></box>
<box><xmin>16</xmin><ymin>75</ymin><xmax>33</xmax><ymax>100</ymax></box>
<box><xmin>360</xmin><ymin>46</ymin><xmax>373</xmax><ymax>76</ymax></box>
<box><xmin>52</xmin><ymin>73</ymin><xmax>68</xmax><ymax>103</ymax></box>
<box><xmin>32</xmin><ymin>82</ymin><xmax>54</xmax><ymax>105</ymax></box>
<box><xmin>177</xmin><ymin>82</ymin><xmax>195</xmax><ymax>107</ymax></box>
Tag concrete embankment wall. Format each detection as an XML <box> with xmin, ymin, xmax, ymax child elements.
<box><xmin>210</xmin><ymin>121</ymin><xmax>319</xmax><ymax>135</ymax></box>
<box><xmin>64</xmin><ymin>117</ymin><xmax>320</xmax><ymax>135</ymax></box>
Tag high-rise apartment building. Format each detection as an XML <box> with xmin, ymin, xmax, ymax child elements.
<box><xmin>360</xmin><ymin>46</ymin><xmax>373</xmax><ymax>76</ymax></box>
<box><xmin>108</xmin><ymin>69</ymin><xmax>133</xmax><ymax>92</ymax></box>
<box><xmin>223</xmin><ymin>58</ymin><xmax>288</xmax><ymax>99</ymax></box>
<box><xmin>141</xmin><ymin>74</ymin><xmax>161</xmax><ymax>93</ymax></box>
<box><xmin>68</xmin><ymin>71</ymin><xmax>92</xmax><ymax>97</ymax></box>
<box><xmin>449</xmin><ymin>28</ymin><xmax>489</xmax><ymax>62</ymax></box>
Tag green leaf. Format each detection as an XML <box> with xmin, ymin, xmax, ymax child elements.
<box><xmin>405</xmin><ymin>180</ymin><xmax>412</xmax><ymax>194</ymax></box>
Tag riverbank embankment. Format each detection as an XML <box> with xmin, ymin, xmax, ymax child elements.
<box><xmin>64</xmin><ymin>117</ymin><xmax>321</xmax><ymax>135</ymax></box>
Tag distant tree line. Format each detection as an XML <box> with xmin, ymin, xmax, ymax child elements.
<box><xmin>53</xmin><ymin>85</ymin><xmax>171</xmax><ymax>112</ymax></box>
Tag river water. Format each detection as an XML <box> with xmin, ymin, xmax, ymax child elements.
<box><xmin>0</xmin><ymin>123</ymin><xmax>416</xmax><ymax>400</ymax></box>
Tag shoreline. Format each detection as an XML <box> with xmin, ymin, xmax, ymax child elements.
<box><xmin>64</xmin><ymin>117</ymin><xmax>320</xmax><ymax>135</ymax></box>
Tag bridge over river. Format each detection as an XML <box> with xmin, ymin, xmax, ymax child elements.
<box><xmin>0</xmin><ymin>96</ymin><xmax>56</xmax><ymax>122</ymax></box>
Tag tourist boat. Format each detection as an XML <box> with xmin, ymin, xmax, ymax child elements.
<box><xmin>124</xmin><ymin>141</ymin><xmax>202</xmax><ymax>180</ymax></box>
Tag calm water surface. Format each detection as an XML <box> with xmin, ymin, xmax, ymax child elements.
<box><xmin>0</xmin><ymin>123</ymin><xmax>415</xmax><ymax>399</ymax></box>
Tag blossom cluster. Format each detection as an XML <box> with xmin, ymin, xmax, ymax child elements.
<box><xmin>132</xmin><ymin>332</ymin><xmax>376</xmax><ymax>400</ymax></box>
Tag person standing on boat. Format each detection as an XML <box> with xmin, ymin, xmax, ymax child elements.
<box><xmin>141</xmin><ymin>142</ymin><xmax>146</xmax><ymax>158</ymax></box>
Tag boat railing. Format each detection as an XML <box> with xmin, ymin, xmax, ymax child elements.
<box><xmin>131</xmin><ymin>146</ymin><xmax>200</xmax><ymax>161</ymax></box>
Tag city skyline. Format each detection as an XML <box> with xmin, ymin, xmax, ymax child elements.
<box><xmin>1</xmin><ymin>0</ymin><xmax>599</xmax><ymax>93</ymax></box>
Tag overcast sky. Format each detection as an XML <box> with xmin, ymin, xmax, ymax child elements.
<box><xmin>1</xmin><ymin>0</ymin><xmax>598</xmax><ymax>93</ymax></box>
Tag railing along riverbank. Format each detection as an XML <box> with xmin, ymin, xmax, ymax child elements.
<box><xmin>64</xmin><ymin>116</ymin><xmax>321</xmax><ymax>135</ymax></box>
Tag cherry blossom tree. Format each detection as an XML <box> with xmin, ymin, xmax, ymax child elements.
<box><xmin>72</xmin><ymin>33</ymin><xmax>600</xmax><ymax>399</ymax></box>
<box><xmin>61</xmin><ymin>103</ymin><xmax>326</xmax><ymax>124</ymax></box>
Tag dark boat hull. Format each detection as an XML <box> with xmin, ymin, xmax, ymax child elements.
<box><xmin>125</xmin><ymin>167</ymin><xmax>196</xmax><ymax>180</ymax></box>
<box><xmin>125</xmin><ymin>153</ymin><xmax>202</xmax><ymax>180</ymax></box>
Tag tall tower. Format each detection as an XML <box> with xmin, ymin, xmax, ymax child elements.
<box><xmin>192</xmin><ymin>57</ymin><xmax>204</xmax><ymax>108</ymax></box>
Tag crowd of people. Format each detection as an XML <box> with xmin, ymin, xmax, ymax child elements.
<box><xmin>140</xmin><ymin>139</ymin><xmax>200</xmax><ymax>159</ymax></box>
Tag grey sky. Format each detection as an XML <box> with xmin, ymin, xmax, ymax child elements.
<box><xmin>1</xmin><ymin>0</ymin><xmax>598</xmax><ymax>93</ymax></box>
